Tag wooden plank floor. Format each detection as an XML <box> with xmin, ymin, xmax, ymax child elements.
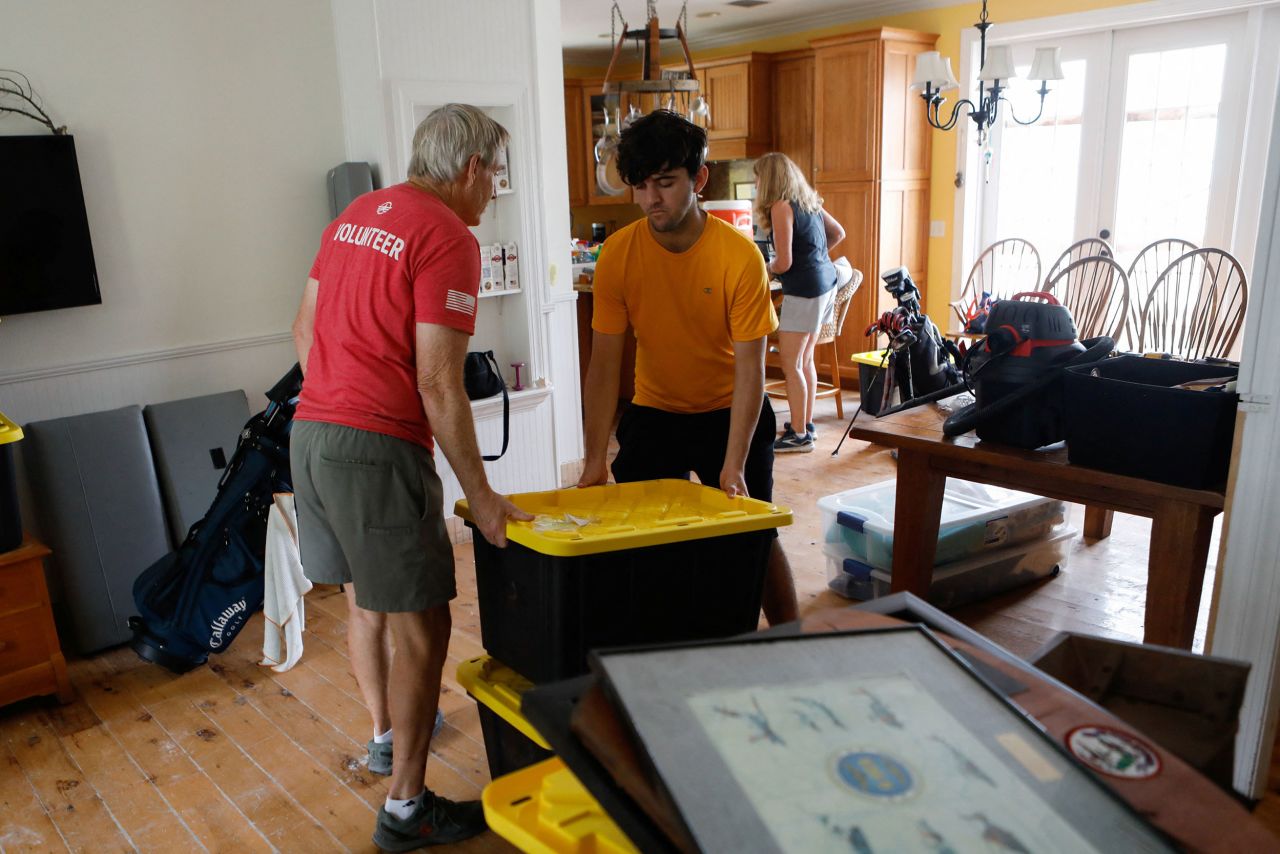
<box><xmin>1</xmin><ymin>393</ymin><xmax>1273</xmax><ymax>852</ymax></box>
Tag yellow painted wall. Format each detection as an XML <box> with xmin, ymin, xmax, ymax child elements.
<box><xmin>568</xmin><ymin>0</ymin><xmax>1151</xmax><ymax>322</ymax></box>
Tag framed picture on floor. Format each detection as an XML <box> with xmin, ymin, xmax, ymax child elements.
<box><xmin>590</xmin><ymin>626</ymin><xmax>1174</xmax><ymax>853</ymax></box>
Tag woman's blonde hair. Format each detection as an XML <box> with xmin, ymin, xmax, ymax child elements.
<box><xmin>752</xmin><ymin>152</ymin><xmax>822</xmax><ymax>232</ymax></box>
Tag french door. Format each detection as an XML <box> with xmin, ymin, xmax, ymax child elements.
<box><xmin>980</xmin><ymin>13</ymin><xmax>1250</xmax><ymax>269</ymax></box>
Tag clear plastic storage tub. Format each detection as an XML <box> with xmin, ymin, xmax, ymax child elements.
<box><xmin>818</xmin><ymin>478</ymin><xmax>1065</xmax><ymax>578</ymax></box>
<box><xmin>841</xmin><ymin>525</ymin><xmax>1077</xmax><ymax>608</ymax></box>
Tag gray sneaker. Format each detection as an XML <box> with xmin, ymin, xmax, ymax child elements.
<box><xmin>774</xmin><ymin>428</ymin><xmax>815</xmax><ymax>454</ymax></box>
<box><xmin>367</xmin><ymin>710</ymin><xmax>445</xmax><ymax>776</ymax></box>
<box><xmin>372</xmin><ymin>790</ymin><xmax>487</xmax><ymax>850</ymax></box>
<box><xmin>784</xmin><ymin>420</ymin><xmax>818</xmax><ymax>441</ymax></box>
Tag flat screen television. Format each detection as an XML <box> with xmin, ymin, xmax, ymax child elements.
<box><xmin>0</xmin><ymin>134</ymin><xmax>101</xmax><ymax>316</ymax></box>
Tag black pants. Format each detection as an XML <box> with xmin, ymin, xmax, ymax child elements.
<box><xmin>611</xmin><ymin>396</ymin><xmax>777</xmax><ymax>503</ymax></box>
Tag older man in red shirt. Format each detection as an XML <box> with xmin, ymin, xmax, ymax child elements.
<box><xmin>291</xmin><ymin>103</ymin><xmax>529</xmax><ymax>851</ymax></box>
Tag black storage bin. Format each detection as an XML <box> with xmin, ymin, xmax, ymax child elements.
<box><xmin>859</xmin><ymin>362</ymin><xmax>887</xmax><ymax>416</ymax></box>
<box><xmin>477</xmin><ymin>703</ymin><xmax>554</xmax><ymax>778</ymax></box>
<box><xmin>0</xmin><ymin>419</ymin><xmax>24</xmax><ymax>552</ymax></box>
<box><xmin>0</xmin><ymin>445</ymin><xmax>21</xmax><ymax>553</ymax></box>
<box><xmin>1063</xmin><ymin>356</ymin><xmax>1237</xmax><ymax>489</ymax></box>
<box><xmin>470</xmin><ymin>529</ymin><xmax>773</xmax><ymax>684</ymax></box>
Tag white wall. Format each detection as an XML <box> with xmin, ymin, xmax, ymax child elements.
<box><xmin>329</xmin><ymin>0</ymin><xmax>583</xmax><ymax>474</ymax></box>
<box><xmin>0</xmin><ymin>0</ymin><xmax>345</xmax><ymax>420</ymax></box>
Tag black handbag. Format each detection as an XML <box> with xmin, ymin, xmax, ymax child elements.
<box><xmin>463</xmin><ymin>350</ymin><xmax>509</xmax><ymax>461</ymax></box>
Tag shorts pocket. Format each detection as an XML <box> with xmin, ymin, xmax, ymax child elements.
<box><xmin>318</xmin><ymin>453</ymin><xmax>424</xmax><ymax>530</ymax></box>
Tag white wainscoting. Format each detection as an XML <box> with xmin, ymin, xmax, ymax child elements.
<box><xmin>439</xmin><ymin>382</ymin><xmax>557</xmax><ymax>543</ymax></box>
<box><xmin>545</xmin><ymin>298</ymin><xmax>584</xmax><ymax>472</ymax></box>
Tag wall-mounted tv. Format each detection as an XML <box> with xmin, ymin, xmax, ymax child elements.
<box><xmin>0</xmin><ymin>135</ymin><xmax>101</xmax><ymax>316</ymax></box>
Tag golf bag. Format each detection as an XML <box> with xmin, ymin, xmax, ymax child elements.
<box><xmin>866</xmin><ymin>267</ymin><xmax>961</xmax><ymax>404</ymax></box>
<box><xmin>129</xmin><ymin>365</ymin><xmax>304</xmax><ymax>673</ymax></box>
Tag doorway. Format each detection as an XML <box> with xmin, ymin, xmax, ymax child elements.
<box><xmin>978</xmin><ymin>13</ymin><xmax>1249</xmax><ymax>270</ymax></box>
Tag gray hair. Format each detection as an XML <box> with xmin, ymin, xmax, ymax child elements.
<box><xmin>407</xmin><ymin>103</ymin><xmax>510</xmax><ymax>182</ymax></box>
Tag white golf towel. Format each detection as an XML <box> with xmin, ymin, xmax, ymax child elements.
<box><xmin>260</xmin><ymin>492</ymin><xmax>312</xmax><ymax>672</ymax></box>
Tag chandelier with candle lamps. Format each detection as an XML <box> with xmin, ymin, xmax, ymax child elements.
<box><xmin>909</xmin><ymin>0</ymin><xmax>1065</xmax><ymax>148</ymax></box>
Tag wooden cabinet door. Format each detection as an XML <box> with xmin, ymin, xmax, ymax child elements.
<box><xmin>881</xmin><ymin>38</ymin><xmax>934</xmax><ymax>182</ymax></box>
<box><xmin>878</xmin><ymin>178</ymin><xmax>931</xmax><ymax>319</ymax></box>
<box><xmin>818</xmin><ymin>180</ymin><xmax>880</xmax><ymax>376</ymax></box>
<box><xmin>772</xmin><ymin>55</ymin><xmax>814</xmax><ymax>181</ymax></box>
<box><xmin>705</xmin><ymin>62</ymin><xmax>750</xmax><ymax>140</ymax></box>
<box><xmin>814</xmin><ymin>40</ymin><xmax>879</xmax><ymax>184</ymax></box>
<box><xmin>564</xmin><ymin>84</ymin><xmax>588</xmax><ymax>207</ymax></box>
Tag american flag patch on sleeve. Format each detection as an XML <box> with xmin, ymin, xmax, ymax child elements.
<box><xmin>444</xmin><ymin>289</ymin><xmax>477</xmax><ymax>316</ymax></box>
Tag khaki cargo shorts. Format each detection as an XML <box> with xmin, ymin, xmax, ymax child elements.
<box><xmin>290</xmin><ymin>420</ymin><xmax>455</xmax><ymax>613</ymax></box>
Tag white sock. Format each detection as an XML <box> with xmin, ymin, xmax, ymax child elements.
<box><xmin>373</xmin><ymin>727</ymin><xmax>393</xmax><ymax>744</ymax></box>
<box><xmin>385</xmin><ymin>790</ymin><xmax>426</xmax><ymax>821</ymax></box>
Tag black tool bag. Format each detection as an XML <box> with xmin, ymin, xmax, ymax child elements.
<box><xmin>129</xmin><ymin>364</ymin><xmax>303</xmax><ymax>673</ymax></box>
<box><xmin>463</xmin><ymin>350</ymin><xmax>509</xmax><ymax>461</ymax></box>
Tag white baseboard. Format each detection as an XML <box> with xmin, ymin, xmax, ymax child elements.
<box><xmin>559</xmin><ymin>458</ymin><xmax>584</xmax><ymax>487</ymax></box>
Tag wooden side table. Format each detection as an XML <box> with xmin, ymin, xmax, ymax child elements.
<box><xmin>0</xmin><ymin>536</ymin><xmax>72</xmax><ymax>706</ymax></box>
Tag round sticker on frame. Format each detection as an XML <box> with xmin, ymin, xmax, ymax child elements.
<box><xmin>1066</xmin><ymin>725</ymin><xmax>1162</xmax><ymax>779</ymax></box>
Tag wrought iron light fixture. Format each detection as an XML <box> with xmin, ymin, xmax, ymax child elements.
<box><xmin>910</xmin><ymin>0</ymin><xmax>1064</xmax><ymax>148</ymax></box>
<box><xmin>594</xmin><ymin>1</ymin><xmax>704</xmax><ymax>194</ymax></box>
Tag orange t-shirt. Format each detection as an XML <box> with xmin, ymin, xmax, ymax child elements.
<box><xmin>591</xmin><ymin>215</ymin><xmax>778</xmax><ymax>413</ymax></box>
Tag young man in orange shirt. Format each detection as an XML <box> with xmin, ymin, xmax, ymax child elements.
<box><xmin>578</xmin><ymin>110</ymin><xmax>799</xmax><ymax>625</ymax></box>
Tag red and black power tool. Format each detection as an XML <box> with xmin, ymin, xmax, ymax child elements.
<box><xmin>944</xmin><ymin>292</ymin><xmax>1113</xmax><ymax>448</ymax></box>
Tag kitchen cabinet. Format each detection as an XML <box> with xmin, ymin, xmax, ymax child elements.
<box><xmin>564</xmin><ymin>78</ymin><xmax>633</xmax><ymax>207</ymax></box>
<box><xmin>694</xmin><ymin>54</ymin><xmax>773</xmax><ymax>161</ymax></box>
<box><xmin>576</xmin><ymin>287</ymin><xmax>636</xmax><ymax>402</ymax></box>
<box><xmin>809</xmin><ymin>28</ymin><xmax>936</xmax><ymax>383</ymax></box>
<box><xmin>771</xmin><ymin>51</ymin><xmax>814</xmax><ymax>180</ymax></box>
<box><xmin>564</xmin><ymin>83</ymin><xmax>588</xmax><ymax>207</ymax></box>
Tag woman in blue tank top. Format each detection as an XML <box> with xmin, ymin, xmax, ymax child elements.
<box><xmin>754</xmin><ymin>153</ymin><xmax>846</xmax><ymax>453</ymax></box>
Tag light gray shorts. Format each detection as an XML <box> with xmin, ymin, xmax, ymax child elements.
<box><xmin>290</xmin><ymin>420</ymin><xmax>455</xmax><ymax>613</ymax></box>
<box><xmin>778</xmin><ymin>289</ymin><xmax>837</xmax><ymax>334</ymax></box>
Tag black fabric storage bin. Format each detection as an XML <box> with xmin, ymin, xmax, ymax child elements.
<box><xmin>859</xmin><ymin>363</ymin><xmax>887</xmax><ymax>416</ymax></box>
<box><xmin>476</xmin><ymin>702</ymin><xmax>554</xmax><ymax>779</ymax></box>
<box><xmin>0</xmin><ymin>442</ymin><xmax>21</xmax><ymax>552</ymax></box>
<box><xmin>1063</xmin><ymin>356</ymin><xmax>1237</xmax><ymax>489</ymax></box>
<box><xmin>470</xmin><ymin>528</ymin><xmax>772</xmax><ymax>684</ymax></box>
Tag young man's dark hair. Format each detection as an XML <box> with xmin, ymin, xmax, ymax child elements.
<box><xmin>616</xmin><ymin>109</ymin><xmax>708</xmax><ymax>185</ymax></box>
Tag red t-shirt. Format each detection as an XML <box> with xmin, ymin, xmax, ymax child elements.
<box><xmin>295</xmin><ymin>182</ymin><xmax>480</xmax><ymax>451</ymax></box>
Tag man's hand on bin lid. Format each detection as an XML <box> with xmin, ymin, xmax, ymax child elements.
<box><xmin>470</xmin><ymin>489</ymin><xmax>532</xmax><ymax>548</ymax></box>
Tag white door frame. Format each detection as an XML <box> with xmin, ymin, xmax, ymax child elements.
<box><xmin>946</xmin><ymin>0</ymin><xmax>1280</xmax><ymax>797</ymax></box>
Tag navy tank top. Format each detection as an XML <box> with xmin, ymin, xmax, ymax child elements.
<box><xmin>775</xmin><ymin>201</ymin><xmax>837</xmax><ymax>299</ymax></box>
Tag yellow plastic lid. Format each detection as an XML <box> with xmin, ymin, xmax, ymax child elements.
<box><xmin>0</xmin><ymin>412</ymin><xmax>23</xmax><ymax>446</ymax></box>
<box><xmin>454</xmin><ymin>478</ymin><xmax>792</xmax><ymax>557</ymax></box>
<box><xmin>849</xmin><ymin>349</ymin><xmax>891</xmax><ymax>367</ymax></box>
<box><xmin>483</xmin><ymin>756</ymin><xmax>639</xmax><ymax>854</ymax></box>
<box><xmin>456</xmin><ymin>656</ymin><xmax>551</xmax><ymax>750</ymax></box>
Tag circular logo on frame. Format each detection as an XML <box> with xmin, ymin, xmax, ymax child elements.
<box><xmin>833</xmin><ymin>751</ymin><xmax>917</xmax><ymax>799</ymax></box>
<box><xmin>1066</xmin><ymin>725</ymin><xmax>1161</xmax><ymax>779</ymax></box>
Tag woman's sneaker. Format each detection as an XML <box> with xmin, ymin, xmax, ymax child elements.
<box><xmin>807</xmin><ymin>421</ymin><xmax>818</xmax><ymax>440</ymax></box>
<box><xmin>774</xmin><ymin>427</ymin><xmax>814</xmax><ymax>453</ymax></box>
<box><xmin>372</xmin><ymin>791</ymin><xmax>487</xmax><ymax>850</ymax></box>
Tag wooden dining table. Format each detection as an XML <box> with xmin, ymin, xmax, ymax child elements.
<box><xmin>847</xmin><ymin>405</ymin><xmax>1226</xmax><ymax>649</ymax></box>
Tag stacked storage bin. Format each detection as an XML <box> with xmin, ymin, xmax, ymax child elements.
<box><xmin>819</xmin><ymin>479</ymin><xmax>1072</xmax><ymax>607</ymax></box>
<box><xmin>454</xmin><ymin>479</ymin><xmax>791</xmax><ymax>780</ymax></box>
